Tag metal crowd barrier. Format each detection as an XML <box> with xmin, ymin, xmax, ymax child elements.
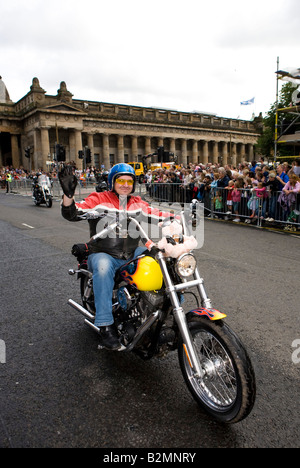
<box><xmin>7</xmin><ymin>178</ymin><xmax>98</xmax><ymax>199</ymax></box>
<box><xmin>5</xmin><ymin>179</ymin><xmax>300</xmax><ymax>230</ymax></box>
<box><xmin>140</xmin><ymin>182</ymin><xmax>300</xmax><ymax>229</ymax></box>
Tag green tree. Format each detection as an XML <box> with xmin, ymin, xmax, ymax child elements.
<box><xmin>255</xmin><ymin>82</ymin><xmax>298</xmax><ymax>159</ymax></box>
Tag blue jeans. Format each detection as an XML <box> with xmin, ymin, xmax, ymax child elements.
<box><xmin>87</xmin><ymin>246</ymin><xmax>147</xmax><ymax>327</ymax></box>
<box><xmin>269</xmin><ymin>195</ymin><xmax>277</xmax><ymax>218</ymax></box>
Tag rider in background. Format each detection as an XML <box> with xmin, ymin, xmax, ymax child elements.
<box><xmin>59</xmin><ymin>163</ymin><xmax>175</xmax><ymax>350</ymax></box>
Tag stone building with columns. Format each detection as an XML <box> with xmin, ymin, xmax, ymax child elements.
<box><xmin>0</xmin><ymin>76</ymin><xmax>262</xmax><ymax>171</ymax></box>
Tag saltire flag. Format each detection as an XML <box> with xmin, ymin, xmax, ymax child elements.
<box><xmin>240</xmin><ymin>97</ymin><xmax>255</xmax><ymax>105</ymax></box>
<box><xmin>276</xmin><ymin>68</ymin><xmax>300</xmax><ymax>84</ymax></box>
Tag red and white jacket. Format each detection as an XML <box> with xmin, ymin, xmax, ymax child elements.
<box><xmin>74</xmin><ymin>190</ymin><xmax>172</xmax><ymax>221</ymax></box>
<box><xmin>62</xmin><ymin>191</ymin><xmax>174</xmax><ymax>259</ymax></box>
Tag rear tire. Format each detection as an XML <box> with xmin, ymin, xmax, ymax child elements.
<box><xmin>178</xmin><ymin>316</ymin><xmax>256</xmax><ymax>424</ymax></box>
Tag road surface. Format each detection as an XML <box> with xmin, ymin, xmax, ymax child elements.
<box><xmin>0</xmin><ymin>191</ymin><xmax>299</xmax><ymax>448</ymax></box>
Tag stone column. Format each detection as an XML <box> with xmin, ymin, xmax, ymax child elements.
<box><xmin>248</xmin><ymin>143</ymin><xmax>254</xmax><ymax>161</ymax></box>
<box><xmin>202</xmin><ymin>141</ymin><xmax>209</xmax><ymax>165</ymax></box>
<box><xmin>21</xmin><ymin>135</ymin><xmax>30</xmax><ymax>171</ymax></box>
<box><xmin>181</xmin><ymin>139</ymin><xmax>187</xmax><ymax>167</ymax></box>
<box><xmin>239</xmin><ymin>143</ymin><xmax>246</xmax><ymax>163</ymax></box>
<box><xmin>68</xmin><ymin>131</ymin><xmax>75</xmax><ymax>163</ymax></box>
<box><xmin>222</xmin><ymin>141</ymin><xmax>228</xmax><ymax>166</ymax></box>
<box><xmin>145</xmin><ymin>136</ymin><xmax>151</xmax><ymax>155</ymax></box>
<box><xmin>131</xmin><ymin>135</ymin><xmax>138</xmax><ymax>161</ymax></box>
<box><xmin>11</xmin><ymin>134</ymin><xmax>21</xmax><ymax>168</ymax></box>
<box><xmin>212</xmin><ymin>141</ymin><xmax>218</xmax><ymax>164</ymax></box>
<box><xmin>74</xmin><ymin>129</ymin><xmax>83</xmax><ymax>167</ymax></box>
<box><xmin>103</xmin><ymin>134</ymin><xmax>110</xmax><ymax>169</ymax></box>
<box><xmin>231</xmin><ymin>143</ymin><xmax>237</xmax><ymax>167</ymax></box>
<box><xmin>117</xmin><ymin>134</ymin><xmax>124</xmax><ymax>163</ymax></box>
<box><xmin>170</xmin><ymin>138</ymin><xmax>175</xmax><ymax>155</ymax></box>
<box><xmin>40</xmin><ymin>127</ymin><xmax>50</xmax><ymax>169</ymax></box>
<box><xmin>192</xmin><ymin>140</ymin><xmax>198</xmax><ymax>164</ymax></box>
<box><xmin>33</xmin><ymin>130</ymin><xmax>39</xmax><ymax>170</ymax></box>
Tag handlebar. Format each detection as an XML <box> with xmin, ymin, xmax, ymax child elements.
<box><xmin>80</xmin><ymin>209</ymin><xmax>189</xmax><ymax>253</ymax></box>
<box><xmin>91</xmin><ymin>221</ymin><xmax>120</xmax><ymax>242</ymax></box>
<box><xmin>90</xmin><ymin>216</ymin><xmax>155</xmax><ymax>249</ymax></box>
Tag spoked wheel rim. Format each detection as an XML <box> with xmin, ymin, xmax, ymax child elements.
<box><xmin>183</xmin><ymin>329</ymin><xmax>238</xmax><ymax>412</ymax></box>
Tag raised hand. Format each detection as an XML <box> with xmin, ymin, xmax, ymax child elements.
<box><xmin>58</xmin><ymin>165</ymin><xmax>77</xmax><ymax>198</ymax></box>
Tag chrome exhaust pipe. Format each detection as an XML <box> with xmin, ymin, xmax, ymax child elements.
<box><xmin>84</xmin><ymin>319</ymin><xmax>100</xmax><ymax>333</ymax></box>
<box><xmin>68</xmin><ymin>299</ymin><xmax>161</xmax><ymax>352</ymax></box>
<box><xmin>68</xmin><ymin>299</ymin><xmax>95</xmax><ymax>322</ymax></box>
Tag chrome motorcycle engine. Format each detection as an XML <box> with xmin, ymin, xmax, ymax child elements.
<box><xmin>139</xmin><ymin>290</ymin><xmax>164</xmax><ymax>317</ymax></box>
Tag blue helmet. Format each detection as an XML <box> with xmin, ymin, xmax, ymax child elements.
<box><xmin>108</xmin><ymin>163</ymin><xmax>136</xmax><ymax>191</ymax></box>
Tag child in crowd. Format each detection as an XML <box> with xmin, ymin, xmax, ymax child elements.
<box><xmin>225</xmin><ymin>180</ymin><xmax>234</xmax><ymax>217</ymax></box>
<box><xmin>232</xmin><ymin>182</ymin><xmax>241</xmax><ymax>222</ymax></box>
<box><xmin>214</xmin><ymin>190</ymin><xmax>223</xmax><ymax>218</ymax></box>
<box><xmin>253</xmin><ymin>182</ymin><xmax>268</xmax><ymax>218</ymax></box>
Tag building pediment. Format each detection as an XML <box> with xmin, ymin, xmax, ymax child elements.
<box><xmin>44</xmin><ymin>103</ymin><xmax>86</xmax><ymax>114</ymax></box>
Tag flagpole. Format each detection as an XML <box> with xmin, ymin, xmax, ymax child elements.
<box><xmin>274</xmin><ymin>56</ymin><xmax>279</xmax><ymax>162</ymax></box>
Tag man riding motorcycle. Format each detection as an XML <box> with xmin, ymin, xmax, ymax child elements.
<box><xmin>33</xmin><ymin>171</ymin><xmax>52</xmax><ymax>199</ymax></box>
<box><xmin>59</xmin><ymin>163</ymin><xmax>176</xmax><ymax>350</ymax></box>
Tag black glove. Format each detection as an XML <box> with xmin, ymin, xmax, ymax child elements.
<box><xmin>71</xmin><ymin>243</ymin><xmax>91</xmax><ymax>260</ymax></box>
<box><xmin>58</xmin><ymin>165</ymin><xmax>77</xmax><ymax>198</ymax></box>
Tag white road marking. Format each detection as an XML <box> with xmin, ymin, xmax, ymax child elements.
<box><xmin>22</xmin><ymin>223</ymin><xmax>35</xmax><ymax>229</ymax></box>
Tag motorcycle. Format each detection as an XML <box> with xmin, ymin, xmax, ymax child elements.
<box><xmin>67</xmin><ymin>209</ymin><xmax>256</xmax><ymax>424</ymax></box>
<box><xmin>32</xmin><ymin>177</ymin><xmax>53</xmax><ymax>208</ymax></box>
<box><xmin>95</xmin><ymin>171</ymin><xmax>109</xmax><ymax>193</ymax></box>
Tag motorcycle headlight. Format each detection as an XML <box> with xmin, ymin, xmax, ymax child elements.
<box><xmin>175</xmin><ymin>253</ymin><xmax>197</xmax><ymax>278</ymax></box>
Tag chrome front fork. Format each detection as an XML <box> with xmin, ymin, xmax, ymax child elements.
<box><xmin>157</xmin><ymin>252</ymin><xmax>204</xmax><ymax>378</ymax></box>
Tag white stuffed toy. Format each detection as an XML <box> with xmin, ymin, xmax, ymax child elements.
<box><xmin>158</xmin><ymin>220</ymin><xmax>198</xmax><ymax>258</ymax></box>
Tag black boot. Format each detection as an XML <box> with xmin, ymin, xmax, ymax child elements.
<box><xmin>99</xmin><ymin>324</ymin><xmax>120</xmax><ymax>350</ymax></box>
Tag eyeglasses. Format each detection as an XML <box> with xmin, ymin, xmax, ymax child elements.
<box><xmin>115</xmin><ymin>178</ymin><xmax>134</xmax><ymax>186</ymax></box>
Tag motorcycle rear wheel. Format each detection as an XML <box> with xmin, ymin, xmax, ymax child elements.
<box><xmin>46</xmin><ymin>198</ymin><xmax>52</xmax><ymax>208</ymax></box>
<box><xmin>178</xmin><ymin>316</ymin><xmax>256</xmax><ymax>424</ymax></box>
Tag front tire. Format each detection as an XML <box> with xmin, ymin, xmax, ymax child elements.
<box><xmin>178</xmin><ymin>316</ymin><xmax>256</xmax><ymax>424</ymax></box>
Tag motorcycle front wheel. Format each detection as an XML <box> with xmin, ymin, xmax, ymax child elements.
<box><xmin>178</xmin><ymin>316</ymin><xmax>256</xmax><ymax>424</ymax></box>
<box><xmin>46</xmin><ymin>198</ymin><xmax>52</xmax><ymax>208</ymax></box>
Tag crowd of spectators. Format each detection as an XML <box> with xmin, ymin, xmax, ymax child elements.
<box><xmin>144</xmin><ymin>158</ymin><xmax>300</xmax><ymax>229</ymax></box>
<box><xmin>1</xmin><ymin>157</ymin><xmax>300</xmax><ymax>230</ymax></box>
<box><xmin>0</xmin><ymin>162</ymin><xmax>100</xmax><ymax>184</ymax></box>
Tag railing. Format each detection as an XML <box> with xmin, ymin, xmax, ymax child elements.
<box><xmin>4</xmin><ymin>179</ymin><xmax>300</xmax><ymax>230</ymax></box>
<box><xmin>140</xmin><ymin>182</ymin><xmax>300</xmax><ymax>229</ymax></box>
<box><xmin>5</xmin><ymin>178</ymin><xmax>98</xmax><ymax>199</ymax></box>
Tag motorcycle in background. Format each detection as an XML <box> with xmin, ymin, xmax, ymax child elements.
<box><xmin>32</xmin><ymin>174</ymin><xmax>53</xmax><ymax>208</ymax></box>
<box><xmin>95</xmin><ymin>171</ymin><xmax>109</xmax><ymax>193</ymax></box>
<box><xmin>67</xmin><ymin>209</ymin><xmax>256</xmax><ymax>424</ymax></box>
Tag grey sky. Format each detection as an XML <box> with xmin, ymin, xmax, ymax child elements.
<box><xmin>1</xmin><ymin>0</ymin><xmax>299</xmax><ymax>119</ymax></box>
